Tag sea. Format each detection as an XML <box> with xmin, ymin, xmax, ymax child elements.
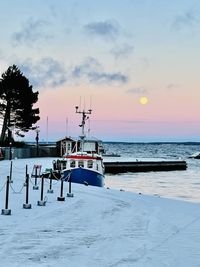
<box><xmin>103</xmin><ymin>142</ymin><xmax>200</xmax><ymax>203</ymax></box>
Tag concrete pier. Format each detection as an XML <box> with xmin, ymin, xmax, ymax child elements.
<box><xmin>103</xmin><ymin>158</ymin><xmax>187</xmax><ymax>174</ymax></box>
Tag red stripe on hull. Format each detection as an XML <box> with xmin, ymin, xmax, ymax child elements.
<box><xmin>63</xmin><ymin>155</ymin><xmax>102</xmax><ymax>160</ymax></box>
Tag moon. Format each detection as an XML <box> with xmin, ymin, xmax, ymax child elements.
<box><xmin>139</xmin><ymin>96</ymin><xmax>149</xmax><ymax>105</ymax></box>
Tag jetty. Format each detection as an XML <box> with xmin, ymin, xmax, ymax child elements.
<box><xmin>103</xmin><ymin>158</ymin><xmax>187</xmax><ymax>174</ymax></box>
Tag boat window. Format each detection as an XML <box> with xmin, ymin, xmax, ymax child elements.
<box><xmin>70</xmin><ymin>160</ymin><xmax>76</xmax><ymax>168</ymax></box>
<box><xmin>61</xmin><ymin>162</ymin><xmax>66</xmax><ymax>169</ymax></box>
<box><xmin>96</xmin><ymin>163</ymin><xmax>99</xmax><ymax>171</ymax></box>
<box><xmin>78</xmin><ymin>160</ymin><xmax>84</xmax><ymax>167</ymax></box>
<box><xmin>87</xmin><ymin>160</ymin><xmax>93</xmax><ymax>168</ymax></box>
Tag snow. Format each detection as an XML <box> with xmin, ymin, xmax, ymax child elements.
<box><xmin>0</xmin><ymin>157</ymin><xmax>200</xmax><ymax>267</ymax></box>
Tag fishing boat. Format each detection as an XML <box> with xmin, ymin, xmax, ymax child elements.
<box><xmin>189</xmin><ymin>151</ymin><xmax>200</xmax><ymax>159</ymax></box>
<box><xmin>50</xmin><ymin>106</ymin><xmax>105</xmax><ymax>187</ymax></box>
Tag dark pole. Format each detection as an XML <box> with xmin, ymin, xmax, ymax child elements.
<box><xmin>33</xmin><ymin>165</ymin><xmax>39</xmax><ymax>190</ymax></box>
<box><xmin>35</xmin><ymin>128</ymin><xmax>40</xmax><ymax>157</ymax></box>
<box><xmin>60</xmin><ymin>180</ymin><xmax>64</xmax><ymax>197</ymax></box>
<box><xmin>7</xmin><ymin>110</ymin><xmax>12</xmax><ymax>161</ymax></box>
<box><xmin>36</xmin><ymin>132</ymin><xmax>39</xmax><ymax>157</ymax></box>
<box><xmin>57</xmin><ymin>176</ymin><xmax>65</xmax><ymax>201</ymax></box>
<box><xmin>35</xmin><ymin>166</ymin><xmax>37</xmax><ymax>186</ymax></box>
<box><xmin>69</xmin><ymin>175</ymin><xmax>71</xmax><ymax>194</ymax></box>
<box><xmin>26</xmin><ymin>174</ymin><xmax>29</xmax><ymax>204</ymax></box>
<box><xmin>1</xmin><ymin>176</ymin><xmax>11</xmax><ymax>215</ymax></box>
<box><xmin>8</xmin><ymin>127</ymin><xmax>12</xmax><ymax>160</ymax></box>
<box><xmin>25</xmin><ymin>165</ymin><xmax>32</xmax><ymax>207</ymax></box>
<box><xmin>40</xmin><ymin>175</ymin><xmax>44</xmax><ymax>201</ymax></box>
<box><xmin>5</xmin><ymin>176</ymin><xmax>10</xmax><ymax>209</ymax></box>
<box><xmin>37</xmin><ymin>175</ymin><xmax>46</xmax><ymax>206</ymax></box>
<box><xmin>67</xmin><ymin>171</ymin><xmax>74</xmax><ymax>197</ymax></box>
<box><xmin>47</xmin><ymin>171</ymin><xmax>54</xmax><ymax>193</ymax></box>
<box><xmin>25</xmin><ymin>164</ymin><xmax>28</xmax><ymax>203</ymax></box>
<box><xmin>50</xmin><ymin>177</ymin><xmax>52</xmax><ymax>190</ymax></box>
<box><xmin>9</xmin><ymin>141</ymin><xmax>12</xmax><ymax>160</ymax></box>
<box><xmin>9</xmin><ymin>160</ymin><xmax>13</xmax><ymax>182</ymax></box>
<box><xmin>23</xmin><ymin>171</ymin><xmax>31</xmax><ymax>209</ymax></box>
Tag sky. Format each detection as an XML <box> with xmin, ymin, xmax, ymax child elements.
<box><xmin>1</xmin><ymin>0</ymin><xmax>200</xmax><ymax>142</ymax></box>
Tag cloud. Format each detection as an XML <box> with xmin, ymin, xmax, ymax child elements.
<box><xmin>12</xmin><ymin>18</ymin><xmax>52</xmax><ymax>45</ymax></box>
<box><xmin>111</xmin><ymin>44</ymin><xmax>134</xmax><ymax>60</ymax></box>
<box><xmin>49</xmin><ymin>5</ymin><xmax>58</xmax><ymax>19</ymax></box>
<box><xmin>88</xmin><ymin>71</ymin><xmax>128</xmax><ymax>84</ymax></box>
<box><xmin>18</xmin><ymin>58</ymin><xmax>67</xmax><ymax>88</ymax></box>
<box><xmin>172</xmin><ymin>10</ymin><xmax>198</xmax><ymax>31</ymax></box>
<box><xmin>71</xmin><ymin>57</ymin><xmax>128</xmax><ymax>84</ymax></box>
<box><xmin>126</xmin><ymin>88</ymin><xmax>147</xmax><ymax>94</ymax></box>
<box><xmin>17</xmin><ymin>57</ymin><xmax>128</xmax><ymax>89</ymax></box>
<box><xmin>84</xmin><ymin>20</ymin><xmax>119</xmax><ymax>40</ymax></box>
<box><xmin>166</xmin><ymin>83</ymin><xmax>176</xmax><ymax>89</ymax></box>
<box><xmin>166</xmin><ymin>83</ymin><xmax>179</xmax><ymax>91</ymax></box>
<box><xmin>72</xmin><ymin>57</ymin><xmax>101</xmax><ymax>78</ymax></box>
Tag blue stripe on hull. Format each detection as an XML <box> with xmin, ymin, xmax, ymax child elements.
<box><xmin>63</xmin><ymin>168</ymin><xmax>104</xmax><ymax>187</ymax></box>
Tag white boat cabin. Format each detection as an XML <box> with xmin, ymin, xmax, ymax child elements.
<box><xmin>56</xmin><ymin>137</ymin><xmax>104</xmax><ymax>157</ymax></box>
<box><xmin>53</xmin><ymin>152</ymin><xmax>104</xmax><ymax>174</ymax></box>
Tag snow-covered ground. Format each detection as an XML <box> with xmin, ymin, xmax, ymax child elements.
<box><xmin>0</xmin><ymin>158</ymin><xmax>200</xmax><ymax>267</ymax></box>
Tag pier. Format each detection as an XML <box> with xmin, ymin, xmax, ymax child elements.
<box><xmin>103</xmin><ymin>158</ymin><xmax>187</xmax><ymax>174</ymax></box>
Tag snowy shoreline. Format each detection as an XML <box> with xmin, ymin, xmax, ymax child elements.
<box><xmin>0</xmin><ymin>158</ymin><xmax>200</xmax><ymax>266</ymax></box>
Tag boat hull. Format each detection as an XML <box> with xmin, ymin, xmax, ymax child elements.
<box><xmin>63</xmin><ymin>167</ymin><xmax>104</xmax><ymax>187</ymax></box>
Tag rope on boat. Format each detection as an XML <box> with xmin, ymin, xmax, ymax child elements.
<box><xmin>61</xmin><ymin>171</ymin><xmax>71</xmax><ymax>182</ymax></box>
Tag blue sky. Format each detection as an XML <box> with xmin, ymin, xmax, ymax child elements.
<box><xmin>1</xmin><ymin>0</ymin><xmax>200</xmax><ymax>142</ymax></box>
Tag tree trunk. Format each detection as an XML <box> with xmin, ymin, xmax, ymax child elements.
<box><xmin>0</xmin><ymin>104</ymin><xmax>9</xmax><ymax>142</ymax></box>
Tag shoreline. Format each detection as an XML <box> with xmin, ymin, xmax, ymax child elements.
<box><xmin>0</xmin><ymin>156</ymin><xmax>199</xmax><ymax>204</ymax></box>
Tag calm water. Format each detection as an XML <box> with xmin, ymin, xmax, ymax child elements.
<box><xmin>103</xmin><ymin>143</ymin><xmax>200</xmax><ymax>203</ymax></box>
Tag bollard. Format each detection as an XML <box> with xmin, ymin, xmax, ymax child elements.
<box><xmin>57</xmin><ymin>179</ymin><xmax>65</xmax><ymax>201</ymax></box>
<box><xmin>47</xmin><ymin>171</ymin><xmax>54</xmax><ymax>193</ymax></box>
<box><xmin>23</xmin><ymin>167</ymin><xmax>32</xmax><ymax>209</ymax></box>
<box><xmin>67</xmin><ymin>172</ymin><xmax>74</xmax><ymax>197</ymax></box>
<box><xmin>33</xmin><ymin>166</ymin><xmax>39</xmax><ymax>190</ymax></box>
<box><xmin>1</xmin><ymin>176</ymin><xmax>11</xmax><ymax>215</ymax></box>
<box><xmin>9</xmin><ymin>160</ymin><xmax>13</xmax><ymax>183</ymax></box>
<box><xmin>37</xmin><ymin>175</ymin><xmax>46</xmax><ymax>206</ymax></box>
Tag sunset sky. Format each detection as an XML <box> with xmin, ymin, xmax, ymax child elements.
<box><xmin>1</xmin><ymin>0</ymin><xmax>200</xmax><ymax>142</ymax></box>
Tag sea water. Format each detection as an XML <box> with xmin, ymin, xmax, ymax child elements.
<box><xmin>103</xmin><ymin>143</ymin><xmax>200</xmax><ymax>203</ymax></box>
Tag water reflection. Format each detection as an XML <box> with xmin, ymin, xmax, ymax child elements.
<box><xmin>104</xmin><ymin>143</ymin><xmax>200</xmax><ymax>203</ymax></box>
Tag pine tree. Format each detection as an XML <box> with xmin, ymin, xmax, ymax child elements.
<box><xmin>0</xmin><ymin>65</ymin><xmax>40</xmax><ymax>143</ymax></box>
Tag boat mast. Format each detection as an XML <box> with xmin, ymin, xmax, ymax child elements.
<box><xmin>75</xmin><ymin>106</ymin><xmax>92</xmax><ymax>152</ymax></box>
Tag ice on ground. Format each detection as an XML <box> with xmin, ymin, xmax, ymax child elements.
<box><xmin>0</xmin><ymin>158</ymin><xmax>200</xmax><ymax>267</ymax></box>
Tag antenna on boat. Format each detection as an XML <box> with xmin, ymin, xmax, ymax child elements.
<box><xmin>66</xmin><ymin>117</ymin><xmax>68</xmax><ymax>137</ymax></box>
<box><xmin>89</xmin><ymin>95</ymin><xmax>92</xmax><ymax>110</ymax></box>
<box><xmin>75</xmin><ymin>105</ymin><xmax>92</xmax><ymax>152</ymax></box>
<box><xmin>88</xmin><ymin>119</ymin><xmax>91</xmax><ymax>138</ymax></box>
<box><xmin>46</xmin><ymin>116</ymin><xmax>48</xmax><ymax>144</ymax></box>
